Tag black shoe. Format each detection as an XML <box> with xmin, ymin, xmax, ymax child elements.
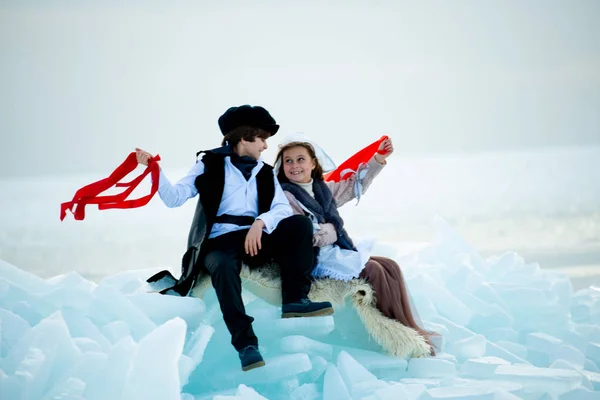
<box><xmin>238</xmin><ymin>345</ymin><xmax>265</xmax><ymax>371</ymax></box>
<box><xmin>282</xmin><ymin>298</ymin><xmax>334</xmax><ymax>318</ymax></box>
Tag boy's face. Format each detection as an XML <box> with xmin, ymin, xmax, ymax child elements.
<box><xmin>239</xmin><ymin>136</ymin><xmax>268</xmax><ymax>160</ymax></box>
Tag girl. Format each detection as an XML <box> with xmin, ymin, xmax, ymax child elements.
<box><xmin>274</xmin><ymin>136</ymin><xmax>435</xmax><ymax>354</ymax></box>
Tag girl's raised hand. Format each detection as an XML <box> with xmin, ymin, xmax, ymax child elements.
<box><xmin>376</xmin><ymin>137</ymin><xmax>394</xmax><ymax>162</ymax></box>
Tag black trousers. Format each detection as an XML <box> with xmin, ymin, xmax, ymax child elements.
<box><xmin>201</xmin><ymin>214</ymin><xmax>315</xmax><ymax>351</ymax></box>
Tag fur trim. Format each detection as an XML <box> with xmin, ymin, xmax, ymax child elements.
<box><xmin>190</xmin><ymin>263</ymin><xmax>431</xmax><ymax>358</ymax></box>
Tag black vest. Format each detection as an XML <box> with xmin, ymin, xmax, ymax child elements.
<box><xmin>195</xmin><ymin>150</ymin><xmax>275</xmax><ymax>239</ymax></box>
<box><xmin>147</xmin><ymin>149</ymin><xmax>276</xmax><ymax>296</ymax></box>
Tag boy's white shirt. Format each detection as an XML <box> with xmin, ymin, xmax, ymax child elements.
<box><xmin>156</xmin><ymin>156</ymin><xmax>293</xmax><ymax>238</ymax></box>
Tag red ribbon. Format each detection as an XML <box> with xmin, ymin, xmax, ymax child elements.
<box><xmin>324</xmin><ymin>135</ymin><xmax>388</xmax><ymax>182</ymax></box>
<box><xmin>60</xmin><ymin>152</ymin><xmax>161</xmax><ymax>221</ymax></box>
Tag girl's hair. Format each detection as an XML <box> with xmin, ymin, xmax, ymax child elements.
<box><xmin>221</xmin><ymin>126</ymin><xmax>271</xmax><ymax>147</ymax></box>
<box><xmin>275</xmin><ymin>142</ymin><xmax>325</xmax><ymax>183</ymax></box>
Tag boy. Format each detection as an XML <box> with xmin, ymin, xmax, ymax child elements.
<box><xmin>138</xmin><ymin>105</ymin><xmax>333</xmax><ymax>371</ymax></box>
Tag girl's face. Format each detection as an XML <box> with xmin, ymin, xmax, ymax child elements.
<box><xmin>282</xmin><ymin>146</ymin><xmax>316</xmax><ymax>184</ymax></box>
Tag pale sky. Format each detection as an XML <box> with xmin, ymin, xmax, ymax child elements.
<box><xmin>1</xmin><ymin>0</ymin><xmax>599</xmax><ymax>177</ymax></box>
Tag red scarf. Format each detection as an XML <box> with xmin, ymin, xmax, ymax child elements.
<box><xmin>60</xmin><ymin>152</ymin><xmax>161</xmax><ymax>221</ymax></box>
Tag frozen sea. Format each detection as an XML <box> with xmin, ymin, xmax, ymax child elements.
<box><xmin>1</xmin><ymin>145</ymin><xmax>600</xmax><ymax>399</ymax></box>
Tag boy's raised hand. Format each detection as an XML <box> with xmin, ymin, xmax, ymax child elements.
<box><xmin>135</xmin><ymin>148</ymin><xmax>154</xmax><ymax>166</ymax></box>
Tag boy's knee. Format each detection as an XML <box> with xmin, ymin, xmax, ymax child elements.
<box><xmin>204</xmin><ymin>251</ymin><xmax>238</xmax><ymax>275</ymax></box>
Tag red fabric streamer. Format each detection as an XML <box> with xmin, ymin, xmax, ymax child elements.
<box><xmin>60</xmin><ymin>152</ymin><xmax>161</xmax><ymax>221</ymax></box>
<box><xmin>324</xmin><ymin>135</ymin><xmax>388</xmax><ymax>182</ymax></box>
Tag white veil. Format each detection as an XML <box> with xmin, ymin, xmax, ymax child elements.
<box><xmin>274</xmin><ymin>132</ymin><xmax>337</xmax><ymax>174</ymax></box>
